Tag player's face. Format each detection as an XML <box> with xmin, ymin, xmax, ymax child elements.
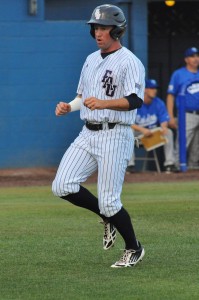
<box><xmin>144</xmin><ymin>88</ymin><xmax>157</xmax><ymax>103</ymax></box>
<box><xmin>94</xmin><ymin>25</ymin><xmax>118</xmax><ymax>52</ymax></box>
<box><xmin>185</xmin><ymin>54</ymin><xmax>199</xmax><ymax>69</ymax></box>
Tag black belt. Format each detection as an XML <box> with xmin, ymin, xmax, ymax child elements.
<box><xmin>187</xmin><ymin>110</ymin><xmax>199</xmax><ymax>115</ymax></box>
<box><xmin>85</xmin><ymin>121</ymin><xmax>117</xmax><ymax>131</ymax></box>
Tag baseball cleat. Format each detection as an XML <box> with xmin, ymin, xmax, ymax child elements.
<box><xmin>111</xmin><ymin>241</ymin><xmax>145</xmax><ymax>268</ymax></box>
<box><xmin>164</xmin><ymin>164</ymin><xmax>179</xmax><ymax>174</ymax></box>
<box><xmin>100</xmin><ymin>220</ymin><xmax>116</xmax><ymax>250</ymax></box>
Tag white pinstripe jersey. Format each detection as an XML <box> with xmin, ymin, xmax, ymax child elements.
<box><xmin>77</xmin><ymin>46</ymin><xmax>145</xmax><ymax>125</ymax></box>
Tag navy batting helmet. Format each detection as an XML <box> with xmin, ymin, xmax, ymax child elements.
<box><xmin>87</xmin><ymin>4</ymin><xmax>127</xmax><ymax>40</ymax></box>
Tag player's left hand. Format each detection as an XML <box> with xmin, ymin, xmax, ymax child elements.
<box><xmin>84</xmin><ymin>97</ymin><xmax>106</xmax><ymax>110</ymax></box>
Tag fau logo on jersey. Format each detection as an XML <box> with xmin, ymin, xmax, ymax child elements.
<box><xmin>102</xmin><ymin>70</ymin><xmax>117</xmax><ymax>97</ymax></box>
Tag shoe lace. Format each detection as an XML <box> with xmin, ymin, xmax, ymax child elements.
<box><xmin>119</xmin><ymin>249</ymin><xmax>135</xmax><ymax>263</ymax></box>
<box><xmin>104</xmin><ymin>223</ymin><xmax>109</xmax><ymax>236</ymax></box>
<box><xmin>99</xmin><ymin>220</ymin><xmax>109</xmax><ymax>238</ymax></box>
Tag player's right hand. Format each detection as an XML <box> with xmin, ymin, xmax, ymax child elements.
<box><xmin>55</xmin><ymin>102</ymin><xmax>71</xmax><ymax>116</ymax></box>
<box><xmin>168</xmin><ymin>117</ymin><xmax>177</xmax><ymax>129</ymax></box>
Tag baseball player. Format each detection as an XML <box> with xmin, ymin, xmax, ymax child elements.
<box><xmin>52</xmin><ymin>4</ymin><xmax>145</xmax><ymax>268</ymax></box>
<box><xmin>127</xmin><ymin>79</ymin><xmax>177</xmax><ymax>174</ymax></box>
<box><xmin>167</xmin><ymin>47</ymin><xmax>199</xmax><ymax>169</ymax></box>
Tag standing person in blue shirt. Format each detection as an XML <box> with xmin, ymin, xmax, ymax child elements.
<box><xmin>127</xmin><ymin>79</ymin><xmax>177</xmax><ymax>173</ymax></box>
<box><xmin>166</xmin><ymin>47</ymin><xmax>199</xmax><ymax>169</ymax></box>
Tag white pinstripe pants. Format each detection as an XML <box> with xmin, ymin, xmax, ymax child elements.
<box><xmin>52</xmin><ymin>124</ymin><xmax>134</xmax><ymax>217</ymax></box>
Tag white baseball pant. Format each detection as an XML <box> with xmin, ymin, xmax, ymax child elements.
<box><xmin>52</xmin><ymin>124</ymin><xmax>134</xmax><ymax>217</ymax></box>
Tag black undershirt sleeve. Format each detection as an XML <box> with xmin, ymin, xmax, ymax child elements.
<box><xmin>125</xmin><ymin>93</ymin><xmax>143</xmax><ymax>110</ymax></box>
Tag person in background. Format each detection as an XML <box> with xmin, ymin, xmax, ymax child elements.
<box><xmin>166</xmin><ymin>47</ymin><xmax>199</xmax><ymax>169</ymax></box>
<box><xmin>127</xmin><ymin>79</ymin><xmax>177</xmax><ymax>174</ymax></box>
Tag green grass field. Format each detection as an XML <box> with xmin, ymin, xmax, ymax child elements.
<box><xmin>1</xmin><ymin>182</ymin><xmax>199</xmax><ymax>300</ymax></box>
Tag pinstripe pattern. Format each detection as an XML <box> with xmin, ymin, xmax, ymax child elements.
<box><xmin>78</xmin><ymin>47</ymin><xmax>145</xmax><ymax>124</ymax></box>
<box><xmin>52</xmin><ymin>46</ymin><xmax>145</xmax><ymax>217</ymax></box>
<box><xmin>52</xmin><ymin>125</ymin><xmax>134</xmax><ymax>217</ymax></box>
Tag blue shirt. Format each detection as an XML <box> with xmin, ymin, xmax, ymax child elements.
<box><xmin>135</xmin><ymin>97</ymin><xmax>170</xmax><ymax>129</ymax></box>
<box><xmin>167</xmin><ymin>66</ymin><xmax>199</xmax><ymax>96</ymax></box>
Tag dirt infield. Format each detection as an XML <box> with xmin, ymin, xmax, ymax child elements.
<box><xmin>0</xmin><ymin>167</ymin><xmax>199</xmax><ymax>187</ymax></box>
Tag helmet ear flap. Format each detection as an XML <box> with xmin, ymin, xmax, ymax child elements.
<box><xmin>90</xmin><ymin>25</ymin><xmax>126</xmax><ymax>40</ymax></box>
<box><xmin>110</xmin><ymin>26</ymin><xmax>126</xmax><ymax>40</ymax></box>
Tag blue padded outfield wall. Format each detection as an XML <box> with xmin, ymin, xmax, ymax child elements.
<box><xmin>0</xmin><ymin>0</ymin><xmax>147</xmax><ymax>168</ymax></box>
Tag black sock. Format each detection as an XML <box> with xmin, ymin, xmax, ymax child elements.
<box><xmin>109</xmin><ymin>207</ymin><xmax>139</xmax><ymax>250</ymax></box>
<box><xmin>61</xmin><ymin>186</ymin><xmax>107</xmax><ymax>220</ymax></box>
